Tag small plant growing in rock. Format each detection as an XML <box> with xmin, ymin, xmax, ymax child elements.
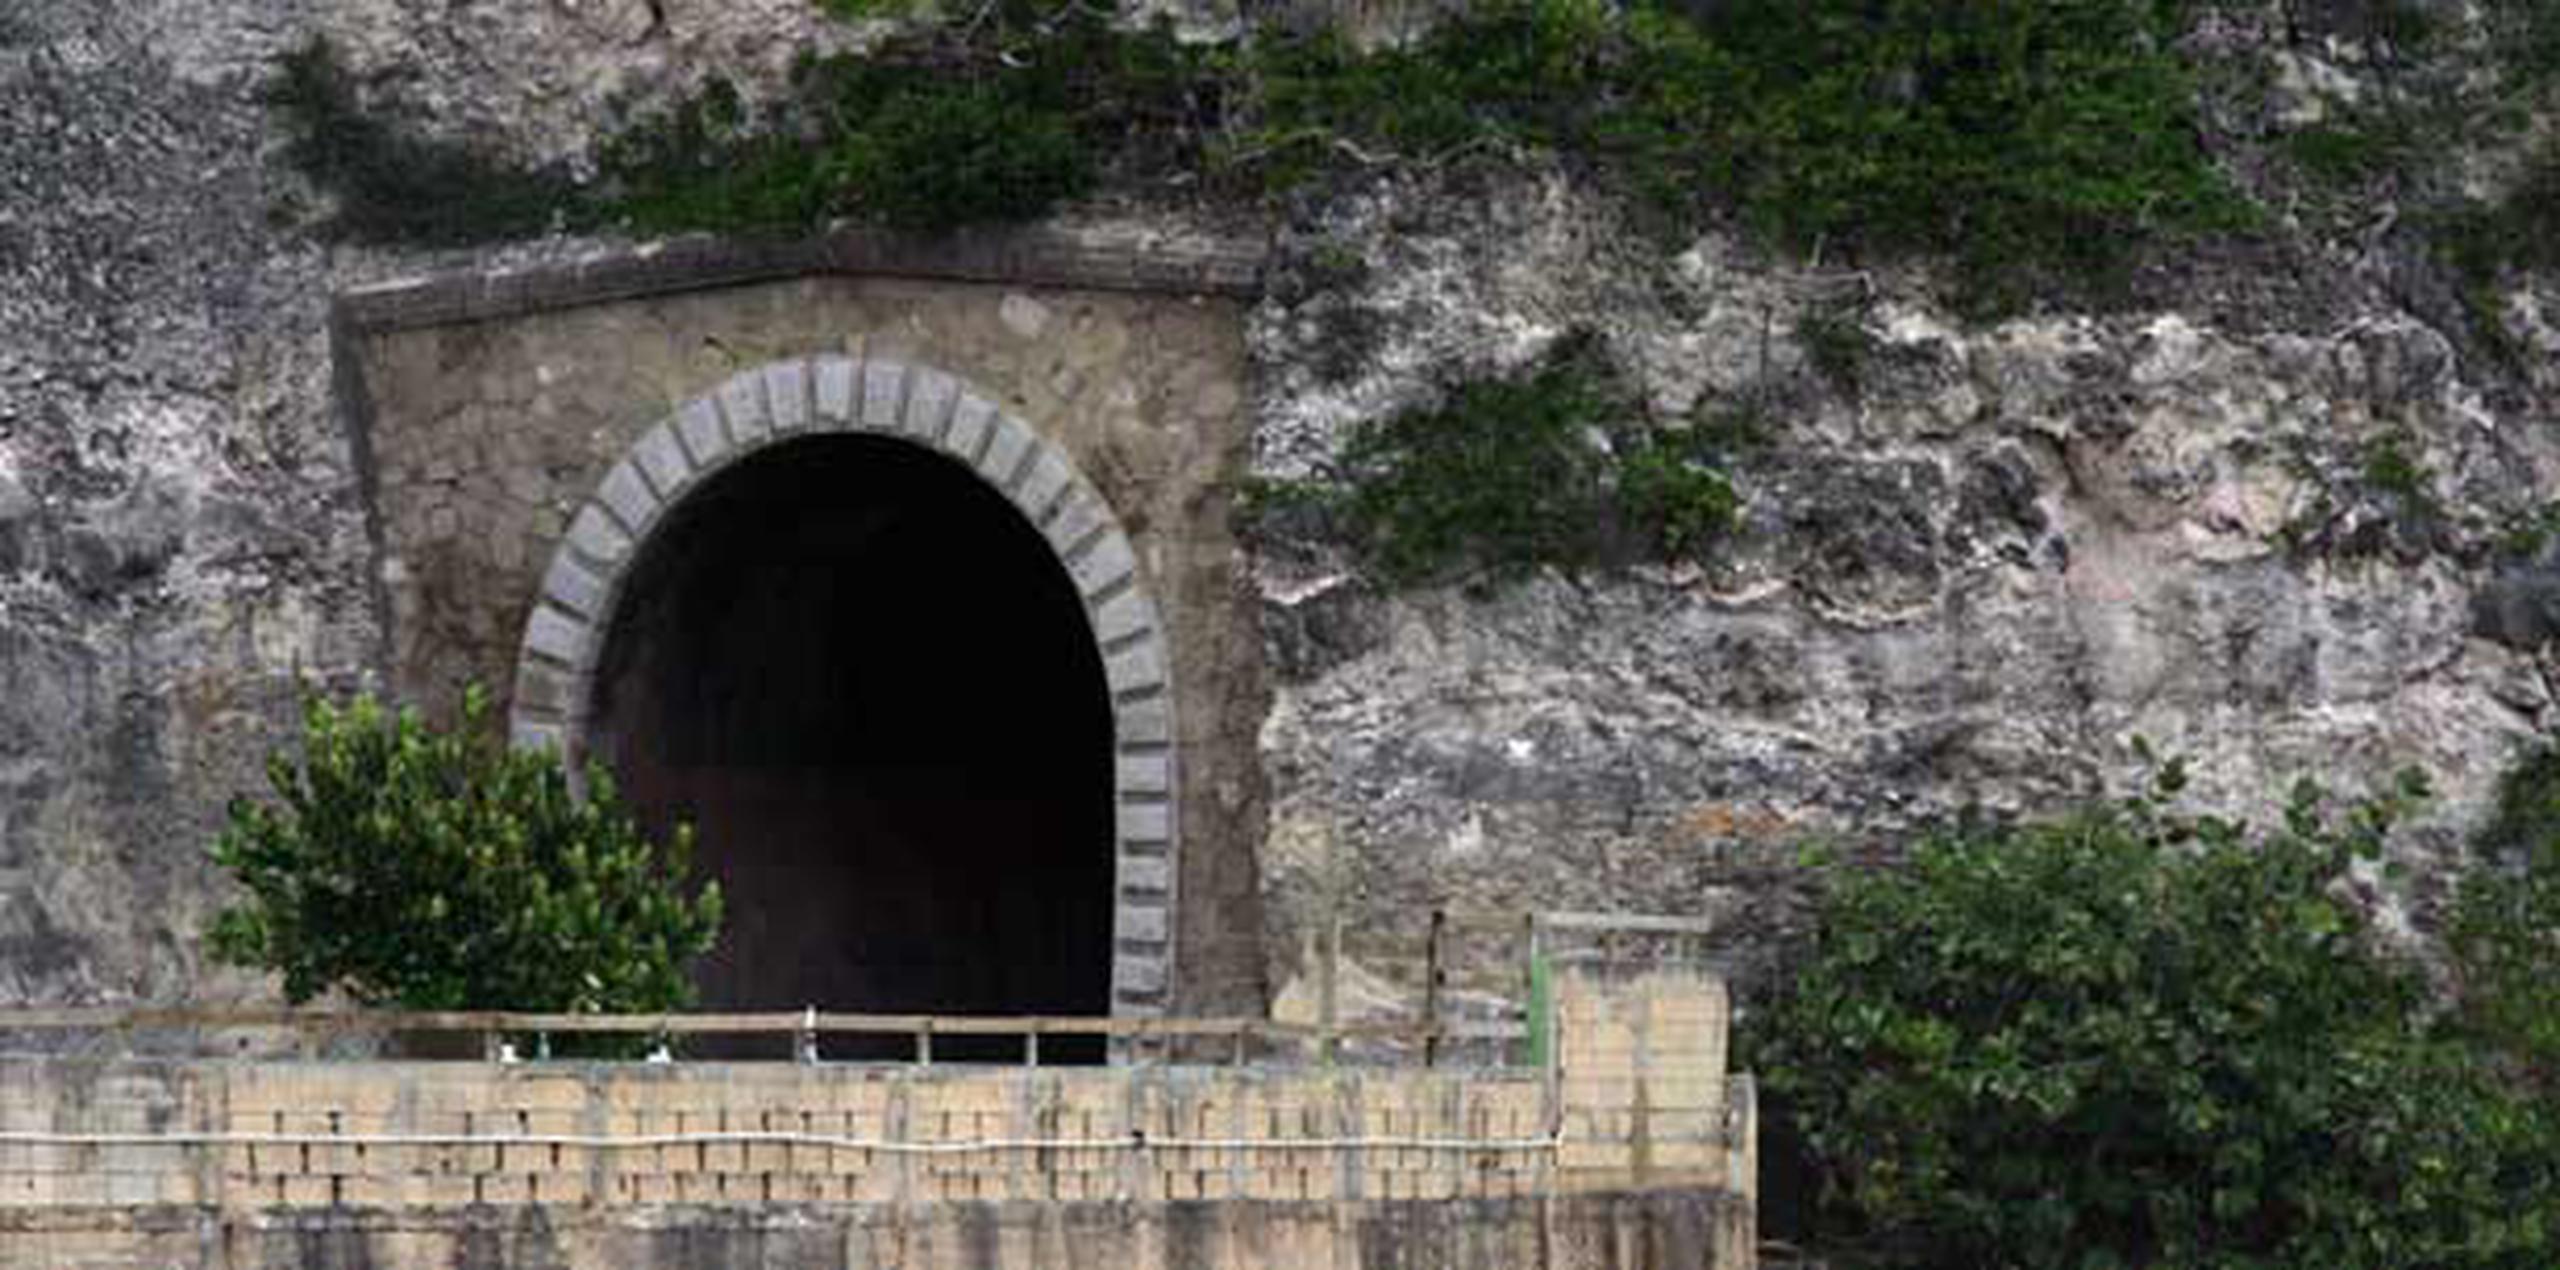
<box><xmin>2360</xmin><ymin>430</ymin><xmax>2435</xmax><ymax>505</ymax></box>
<box><xmin>1617</xmin><ymin>432</ymin><xmax>1740</xmax><ymax>561</ymax></box>
<box><xmin>1273</xmin><ymin>334</ymin><xmax>1740</xmax><ymax>585</ymax></box>
<box><xmin>2494</xmin><ymin>499</ymin><xmax>2560</xmax><ymax>559</ymax></box>
<box><xmin>1793</xmin><ymin>304</ymin><xmax>1877</xmax><ymax>394</ymax></box>
<box><xmin>208</xmin><ymin>689</ymin><xmax>721</xmax><ymax>1020</ymax></box>
<box><xmin>1332</xmin><ymin>338</ymin><xmax>1623</xmax><ymax>582</ymax></box>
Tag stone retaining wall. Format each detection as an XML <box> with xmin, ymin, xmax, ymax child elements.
<box><xmin>346</xmin><ymin>263</ymin><xmax>1265</xmax><ymax>1017</ymax></box>
<box><xmin>4</xmin><ymin>1191</ymin><xmax>1755</xmax><ymax>1270</ymax></box>
<box><xmin>0</xmin><ymin>966</ymin><xmax>1753</xmax><ymax>1268</ymax></box>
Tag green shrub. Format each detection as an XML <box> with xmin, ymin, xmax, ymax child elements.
<box><xmin>816</xmin><ymin>77</ymin><xmax>1088</xmax><ymax>227</ymax></box>
<box><xmin>1236</xmin><ymin>0</ymin><xmax>1619</xmax><ymax>185</ymax></box>
<box><xmin>2359</xmin><ymin>431</ymin><xmax>2435</xmax><ymax>506</ymax></box>
<box><xmin>2414</xmin><ymin>4</ymin><xmax>2560</xmax><ymax>354</ymax></box>
<box><xmin>2491</xmin><ymin>0</ymin><xmax>2560</xmax><ymax>87</ymax></box>
<box><xmin>1750</xmin><ymin>766</ymin><xmax>2558</xmax><ymax>1269</ymax></box>
<box><xmin>1693</xmin><ymin>0</ymin><xmax>2248</xmax><ymax>298</ymax></box>
<box><xmin>274</xmin><ymin>12</ymin><xmax>1221</xmax><ymax>241</ymax></box>
<box><xmin>1274</xmin><ymin>336</ymin><xmax>1737</xmax><ymax>584</ymax></box>
<box><xmin>2451</xmin><ymin>738</ymin><xmax>2560</xmax><ymax>1088</ymax></box>
<box><xmin>2438</xmin><ymin>140</ymin><xmax>2560</xmax><ymax>284</ymax></box>
<box><xmin>1618</xmin><ymin>431</ymin><xmax>1740</xmax><ymax>562</ymax></box>
<box><xmin>604</xmin><ymin>9</ymin><xmax>1215</xmax><ymax>233</ymax></box>
<box><xmin>1333</xmin><ymin>340</ymin><xmax>1623</xmax><ymax>582</ymax></box>
<box><xmin>592</xmin><ymin>79</ymin><xmax>836</xmax><ymax>235</ymax></box>
<box><xmin>208</xmin><ymin>690</ymin><xmax>722</xmax><ymax>1020</ymax></box>
<box><xmin>2282</xmin><ymin>114</ymin><xmax>2421</xmax><ymax>191</ymax></box>
<box><xmin>2495</xmin><ymin>500</ymin><xmax>2560</xmax><ymax>560</ymax></box>
<box><xmin>815</xmin><ymin>0</ymin><xmax>929</xmax><ymax>18</ymax></box>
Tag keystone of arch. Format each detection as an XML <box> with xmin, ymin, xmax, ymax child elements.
<box><xmin>506</xmin><ymin>354</ymin><xmax>1180</xmax><ymax>1020</ymax></box>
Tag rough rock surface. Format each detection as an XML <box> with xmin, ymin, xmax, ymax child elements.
<box><xmin>3</xmin><ymin>0</ymin><xmax>2557</xmax><ymax>1020</ymax></box>
<box><xmin>1249</xmin><ymin>166</ymin><xmax>2560</xmax><ymax>1003</ymax></box>
<box><xmin>0</xmin><ymin>0</ymin><xmax>839</xmax><ymax>1006</ymax></box>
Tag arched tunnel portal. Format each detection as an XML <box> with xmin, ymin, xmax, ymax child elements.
<box><xmin>506</xmin><ymin>358</ymin><xmax>1181</xmax><ymax>1055</ymax></box>
<box><xmin>591</xmin><ymin>434</ymin><xmax>1114</xmax><ymax>1038</ymax></box>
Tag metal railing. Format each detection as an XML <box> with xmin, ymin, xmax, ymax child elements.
<box><xmin>0</xmin><ymin>909</ymin><xmax>1716</xmax><ymax>1068</ymax></box>
<box><xmin>0</xmin><ymin>1004</ymin><xmax>1528</xmax><ymax>1066</ymax></box>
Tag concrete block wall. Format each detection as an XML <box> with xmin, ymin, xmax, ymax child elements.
<box><xmin>2</xmin><ymin>1062</ymin><xmax>1571</xmax><ymax>1214</ymax></box>
<box><xmin>0</xmin><ymin>966</ymin><xmax>1753</xmax><ymax>1267</ymax></box>
<box><xmin>1555</xmin><ymin>960</ymin><xmax>1742</xmax><ymax>1190</ymax></box>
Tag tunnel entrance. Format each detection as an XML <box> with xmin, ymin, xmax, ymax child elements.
<box><xmin>588</xmin><ymin>434</ymin><xmax>1116</xmax><ymax>1056</ymax></box>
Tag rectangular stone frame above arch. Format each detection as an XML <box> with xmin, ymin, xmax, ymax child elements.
<box><xmin>328</xmin><ymin>224</ymin><xmax>1274</xmax><ymax>1020</ymax></box>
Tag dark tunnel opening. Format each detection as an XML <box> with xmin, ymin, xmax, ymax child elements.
<box><xmin>589</xmin><ymin>434</ymin><xmax>1116</xmax><ymax>1059</ymax></box>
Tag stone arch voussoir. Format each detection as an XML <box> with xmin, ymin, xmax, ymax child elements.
<box><xmin>507</xmin><ymin>354</ymin><xmax>1178</xmax><ymax>1018</ymax></box>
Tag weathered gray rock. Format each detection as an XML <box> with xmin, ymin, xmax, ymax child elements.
<box><xmin>2475</xmin><ymin>557</ymin><xmax>2560</xmax><ymax>651</ymax></box>
<box><xmin>0</xmin><ymin>0</ymin><xmax>381</xmax><ymax>1007</ymax></box>
<box><xmin>1248</xmin><ymin>163</ymin><xmax>2560</xmax><ymax>1009</ymax></box>
<box><xmin>0</xmin><ymin>471</ymin><xmax>36</xmax><ymax>575</ymax></box>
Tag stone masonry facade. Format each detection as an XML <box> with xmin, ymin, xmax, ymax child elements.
<box><xmin>342</xmin><ymin>238</ymin><xmax>1268</xmax><ymax>1015</ymax></box>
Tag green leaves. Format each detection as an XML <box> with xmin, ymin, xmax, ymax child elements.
<box><xmin>271</xmin><ymin>0</ymin><xmax>2245</xmax><ymax>307</ymax></box>
<box><xmin>1241</xmin><ymin>0</ymin><xmax>2247</xmax><ymax>300</ymax></box>
<box><xmin>2450</xmin><ymin>737</ymin><xmax>2560</xmax><ymax>1089</ymax></box>
<box><xmin>207</xmin><ymin>690</ymin><xmax>722</xmax><ymax>1028</ymax></box>
<box><xmin>1253</xmin><ymin>334</ymin><xmax>1741</xmax><ymax>586</ymax></box>
<box><xmin>1751</xmin><ymin>781</ymin><xmax>2560</xmax><ymax>1270</ymax></box>
<box><xmin>601</xmin><ymin>16</ymin><xmax>1176</xmax><ymax>236</ymax></box>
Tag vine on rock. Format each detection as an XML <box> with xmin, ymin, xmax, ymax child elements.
<box><xmin>1248</xmin><ymin>335</ymin><xmax>1739</xmax><ymax>586</ymax></box>
<box><xmin>268</xmin><ymin>0</ymin><xmax>2247</xmax><ymax>307</ymax></box>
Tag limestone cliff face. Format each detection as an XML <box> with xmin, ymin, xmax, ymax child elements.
<box><xmin>1248</xmin><ymin>169</ymin><xmax>2560</xmax><ymax>1001</ymax></box>
<box><xmin>2</xmin><ymin>1</ymin><xmax>343</xmax><ymax>1004</ymax></box>
<box><xmin>0</xmin><ymin>0</ymin><xmax>834</xmax><ymax>1004</ymax></box>
<box><xmin>2</xmin><ymin>0</ymin><xmax>2554</xmax><ymax>1013</ymax></box>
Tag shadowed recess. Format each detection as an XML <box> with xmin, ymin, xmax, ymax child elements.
<box><xmin>590</xmin><ymin>434</ymin><xmax>1114</xmax><ymax>1058</ymax></box>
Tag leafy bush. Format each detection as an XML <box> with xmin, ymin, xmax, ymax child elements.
<box><xmin>2282</xmin><ymin>114</ymin><xmax>2421</xmax><ymax>191</ymax></box>
<box><xmin>1264</xmin><ymin>336</ymin><xmax>1738</xmax><ymax>584</ymax></box>
<box><xmin>208</xmin><ymin>690</ymin><xmax>722</xmax><ymax>1019</ymax></box>
<box><xmin>1750</xmin><ymin>765</ymin><xmax>2558</xmax><ymax>1269</ymax></box>
<box><xmin>588</xmin><ymin>79</ymin><xmax>837</xmax><ymax>235</ymax></box>
<box><xmin>2491</xmin><ymin>0</ymin><xmax>2560</xmax><ymax>87</ymax></box>
<box><xmin>1332</xmin><ymin>340</ymin><xmax>1624</xmax><ymax>582</ymax></box>
<box><xmin>2451</xmin><ymin>738</ymin><xmax>2560</xmax><ymax>1088</ymax></box>
<box><xmin>2438</xmin><ymin>141</ymin><xmax>2560</xmax><ymax>283</ymax></box>
<box><xmin>2405</xmin><ymin>4</ymin><xmax>2560</xmax><ymax>356</ymax></box>
<box><xmin>272</xmin><ymin>11</ymin><xmax>1222</xmax><ymax>241</ymax></box>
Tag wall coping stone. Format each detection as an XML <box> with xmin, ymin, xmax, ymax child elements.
<box><xmin>333</xmin><ymin>224</ymin><xmax>1268</xmax><ymax>335</ymax></box>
